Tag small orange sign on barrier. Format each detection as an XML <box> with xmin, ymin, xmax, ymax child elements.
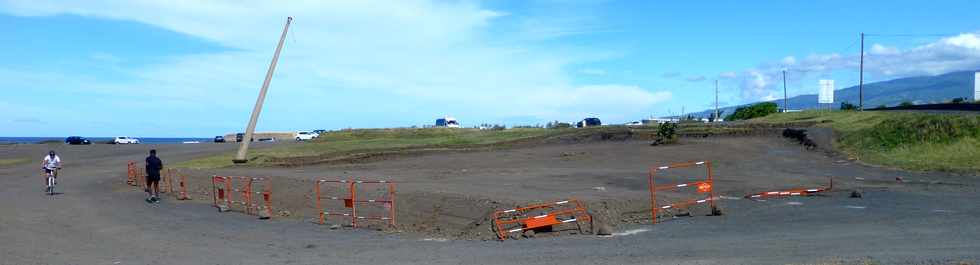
<box><xmin>648</xmin><ymin>161</ymin><xmax>717</xmax><ymax>223</ymax></box>
<box><xmin>491</xmin><ymin>199</ymin><xmax>592</xmax><ymax>240</ymax></box>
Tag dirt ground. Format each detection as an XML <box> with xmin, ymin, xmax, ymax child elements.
<box><xmin>1</xmin><ymin>134</ymin><xmax>978</xmax><ymax>264</ymax></box>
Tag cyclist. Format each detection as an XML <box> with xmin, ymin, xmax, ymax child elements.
<box><xmin>41</xmin><ymin>150</ymin><xmax>61</xmax><ymax>189</ymax></box>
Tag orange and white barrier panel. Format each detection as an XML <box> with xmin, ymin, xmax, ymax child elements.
<box><xmin>162</xmin><ymin>169</ymin><xmax>191</xmax><ymax>200</ymax></box>
<box><xmin>648</xmin><ymin>161</ymin><xmax>716</xmax><ymax>223</ymax></box>
<box><xmin>745</xmin><ymin>178</ymin><xmax>833</xmax><ymax>199</ymax></box>
<box><xmin>314</xmin><ymin>179</ymin><xmax>396</xmax><ymax>228</ymax></box>
<box><xmin>491</xmin><ymin>199</ymin><xmax>592</xmax><ymax>240</ymax></box>
<box><xmin>212</xmin><ymin>176</ymin><xmax>272</xmax><ymax>219</ymax></box>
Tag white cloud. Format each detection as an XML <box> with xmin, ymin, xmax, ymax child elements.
<box><xmin>740</xmin><ymin>70</ymin><xmax>772</xmax><ymax>100</ymax></box>
<box><xmin>0</xmin><ymin>1</ymin><xmax>671</xmax><ymax>129</ymax></box>
<box><xmin>685</xmin><ymin>75</ymin><xmax>706</xmax><ymax>82</ymax></box>
<box><xmin>721</xmin><ymin>32</ymin><xmax>980</xmax><ymax>101</ymax></box>
<box><xmin>870</xmin><ymin>44</ymin><xmax>899</xmax><ymax>55</ymax></box>
<box><xmin>780</xmin><ymin>56</ymin><xmax>797</xmax><ymax>66</ymax></box>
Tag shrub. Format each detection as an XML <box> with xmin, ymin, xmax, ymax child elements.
<box><xmin>840</xmin><ymin>101</ymin><xmax>858</xmax><ymax>111</ymax></box>
<box><xmin>950</xmin><ymin>97</ymin><xmax>967</xmax><ymax>104</ymax></box>
<box><xmin>546</xmin><ymin>121</ymin><xmax>572</xmax><ymax>129</ymax></box>
<box><xmin>657</xmin><ymin>122</ymin><xmax>677</xmax><ymax>142</ymax></box>
<box><xmin>725</xmin><ymin>102</ymin><xmax>778</xmax><ymax>121</ymax></box>
<box><xmin>899</xmin><ymin>101</ymin><xmax>914</xmax><ymax>107</ymax></box>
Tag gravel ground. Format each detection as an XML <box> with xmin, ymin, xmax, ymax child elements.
<box><xmin>1</xmin><ymin>137</ymin><xmax>978</xmax><ymax>265</ymax></box>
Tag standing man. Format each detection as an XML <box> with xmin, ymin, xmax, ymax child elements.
<box><xmin>145</xmin><ymin>149</ymin><xmax>163</xmax><ymax>203</ymax></box>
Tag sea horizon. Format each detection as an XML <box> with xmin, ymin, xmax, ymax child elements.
<box><xmin>0</xmin><ymin>137</ymin><xmax>213</xmax><ymax>145</ymax></box>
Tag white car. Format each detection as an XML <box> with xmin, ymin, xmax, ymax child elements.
<box><xmin>295</xmin><ymin>131</ymin><xmax>316</xmax><ymax>141</ymax></box>
<box><xmin>625</xmin><ymin>121</ymin><xmax>643</xmax><ymax>127</ymax></box>
<box><xmin>113</xmin><ymin>136</ymin><xmax>140</xmax><ymax>144</ymax></box>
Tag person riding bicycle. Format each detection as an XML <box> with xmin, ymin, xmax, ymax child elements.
<box><xmin>41</xmin><ymin>150</ymin><xmax>61</xmax><ymax>186</ymax></box>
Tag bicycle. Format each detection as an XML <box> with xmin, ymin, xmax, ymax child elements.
<box><xmin>44</xmin><ymin>167</ymin><xmax>59</xmax><ymax>195</ymax></box>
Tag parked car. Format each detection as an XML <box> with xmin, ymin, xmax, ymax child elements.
<box><xmin>235</xmin><ymin>133</ymin><xmax>253</xmax><ymax>142</ymax></box>
<box><xmin>258</xmin><ymin>137</ymin><xmax>276</xmax><ymax>142</ymax></box>
<box><xmin>113</xmin><ymin>136</ymin><xmax>140</xmax><ymax>144</ymax></box>
<box><xmin>295</xmin><ymin>131</ymin><xmax>316</xmax><ymax>141</ymax></box>
<box><xmin>625</xmin><ymin>121</ymin><xmax>643</xmax><ymax>127</ymax></box>
<box><xmin>576</xmin><ymin>117</ymin><xmax>602</xmax><ymax>128</ymax></box>
<box><xmin>214</xmin><ymin>136</ymin><xmax>226</xmax><ymax>143</ymax></box>
<box><xmin>435</xmin><ymin>117</ymin><xmax>460</xmax><ymax>128</ymax></box>
<box><xmin>312</xmin><ymin>129</ymin><xmax>327</xmax><ymax>135</ymax></box>
<box><xmin>65</xmin><ymin>136</ymin><xmax>91</xmax><ymax>145</ymax></box>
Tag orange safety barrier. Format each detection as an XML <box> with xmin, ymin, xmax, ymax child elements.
<box><xmin>126</xmin><ymin>161</ymin><xmax>148</xmax><ymax>189</ymax></box>
<box><xmin>212</xmin><ymin>176</ymin><xmax>272</xmax><ymax>219</ymax></box>
<box><xmin>126</xmin><ymin>162</ymin><xmax>190</xmax><ymax>200</ymax></box>
<box><xmin>648</xmin><ymin>161</ymin><xmax>716</xmax><ymax>223</ymax></box>
<box><xmin>491</xmin><ymin>199</ymin><xmax>592</xmax><ymax>240</ymax></box>
<box><xmin>126</xmin><ymin>161</ymin><xmax>138</xmax><ymax>185</ymax></box>
<box><xmin>314</xmin><ymin>179</ymin><xmax>396</xmax><ymax>228</ymax></box>
<box><xmin>162</xmin><ymin>169</ymin><xmax>191</xmax><ymax>200</ymax></box>
<box><xmin>745</xmin><ymin>177</ymin><xmax>833</xmax><ymax>199</ymax></box>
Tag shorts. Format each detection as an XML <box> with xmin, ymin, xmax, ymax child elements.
<box><xmin>44</xmin><ymin>168</ymin><xmax>54</xmax><ymax>174</ymax></box>
<box><xmin>146</xmin><ymin>175</ymin><xmax>161</xmax><ymax>183</ymax></box>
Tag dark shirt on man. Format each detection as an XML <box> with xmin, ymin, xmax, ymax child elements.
<box><xmin>146</xmin><ymin>155</ymin><xmax>163</xmax><ymax>179</ymax></box>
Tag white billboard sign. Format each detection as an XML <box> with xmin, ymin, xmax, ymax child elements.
<box><xmin>819</xmin><ymin>79</ymin><xmax>834</xmax><ymax>104</ymax></box>
<box><xmin>974</xmin><ymin>72</ymin><xmax>979</xmax><ymax>101</ymax></box>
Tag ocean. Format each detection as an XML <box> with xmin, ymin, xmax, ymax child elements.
<box><xmin>0</xmin><ymin>137</ymin><xmax>213</xmax><ymax>145</ymax></box>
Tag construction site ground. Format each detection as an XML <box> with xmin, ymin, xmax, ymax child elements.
<box><xmin>2</xmin><ymin>134</ymin><xmax>978</xmax><ymax>264</ymax></box>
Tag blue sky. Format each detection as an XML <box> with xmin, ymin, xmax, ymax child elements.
<box><xmin>2</xmin><ymin>0</ymin><xmax>979</xmax><ymax>137</ymax></box>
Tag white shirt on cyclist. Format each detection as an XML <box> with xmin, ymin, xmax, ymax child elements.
<box><xmin>42</xmin><ymin>155</ymin><xmax>61</xmax><ymax>170</ymax></box>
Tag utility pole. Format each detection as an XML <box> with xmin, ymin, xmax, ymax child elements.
<box><xmin>859</xmin><ymin>32</ymin><xmax>865</xmax><ymax>111</ymax></box>
<box><xmin>234</xmin><ymin>17</ymin><xmax>292</xmax><ymax>164</ymax></box>
<box><xmin>782</xmin><ymin>70</ymin><xmax>788</xmax><ymax>112</ymax></box>
<box><xmin>714</xmin><ymin>79</ymin><xmax>719</xmax><ymax>122</ymax></box>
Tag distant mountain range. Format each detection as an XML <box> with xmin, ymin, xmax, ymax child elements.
<box><xmin>686</xmin><ymin>70</ymin><xmax>979</xmax><ymax>118</ymax></box>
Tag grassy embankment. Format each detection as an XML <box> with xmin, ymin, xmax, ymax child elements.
<box><xmin>754</xmin><ymin>110</ymin><xmax>980</xmax><ymax>173</ymax></box>
<box><xmin>175</xmin><ymin>127</ymin><xmax>604</xmax><ymax>169</ymax></box>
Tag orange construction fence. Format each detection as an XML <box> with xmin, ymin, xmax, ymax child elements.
<box><xmin>648</xmin><ymin>160</ymin><xmax>716</xmax><ymax>223</ymax></box>
<box><xmin>126</xmin><ymin>161</ymin><xmax>190</xmax><ymax>200</ymax></box>
<box><xmin>745</xmin><ymin>177</ymin><xmax>833</xmax><ymax>199</ymax></box>
<box><xmin>314</xmin><ymin>179</ymin><xmax>396</xmax><ymax>228</ymax></box>
<box><xmin>212</xmin><ymin>176</ymin><xmax>272</xmax><ymax>219</ymax></box>
<box><xmin>491</xmin><ymin>199</ymin><xmax>593</xmax><ymax>240</ymax></box>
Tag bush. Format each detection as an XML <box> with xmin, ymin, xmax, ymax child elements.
<box><xmin>840</xmin><ymin>101</ymin><xmax>858</xmax><ymax>111</ymax></box>
<box><xmin>546</xmin><ymin>121</ymin><xmax>572</xmax><ymax>129</ymax></box>
<box><xmin>950</xmin><ymin>97</ymin><xmax>967</xmax><ymax>104</ymax></box>
<box><xmin>725</xmin><ymin>102</ymin><xmax>778</xmax><ymax>121</ymax></box>
<box><xmin>876</xmin><ymin>104</ymin><xmax>887</xmax><ymax>109</ymax></box>
<box><xmin>899</xmin><ymin>101</ymin><xmax>915</xmax><ymax>107</ymax></box>
<box><xmin>657</xmin><ymin>122</ymin><xmax>677</xmax><ymax>142</ymax></box>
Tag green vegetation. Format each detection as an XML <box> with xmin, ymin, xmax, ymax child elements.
<box><xmin>840</xmin><ymin>101</ymin><xmax>859</xmax><ymax>110</ymax></box>
<box><xmin>176</xmin><ymin>127</ymin><xmax>586</xmax><ymax>169</ymax></box>
<box><xmin>899</xmin><ymin>101</ymin><xmax>915</xmax><ymax>107</ymax></box>
<box><xmin>656</xmin><ymin>122</ymin><xmax>677</xmax><ymax>142</ymax></box>
<box><xmin>0</xmin><ymin>158</ymin><xmax>30</xmax><ymax>167</ymax></box>
<box><xmin>725</xmin><ymin>102</ymin><xmax>778</xmax><ymax>121</ymax></box>
<box><xmin>756</xmin><ymin>110</ymin><xmax>980</xmax><ymax>172</ymax></box>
